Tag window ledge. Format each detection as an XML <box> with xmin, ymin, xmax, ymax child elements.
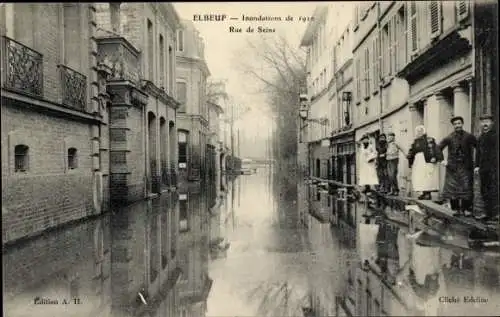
<box><xmin>12</xmin><ymin>171</ymin><xmax>29</xmax><ymax>177</ymax></box>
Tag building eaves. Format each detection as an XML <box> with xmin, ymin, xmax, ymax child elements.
<box><xmin>299</xmin><ymin>5</ymin><xmax>329</xmax><ymax>47</ymax></box>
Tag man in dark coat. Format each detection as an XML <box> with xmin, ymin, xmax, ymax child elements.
<box><xmin>438</xmin><ymin>116</ymin><xmax>477</xmax><ymax>216</ymax></box>
<box><xmin>474</xmin><ymin>114</ymin><xmax>499</xmax><ymax>221</ymax></box>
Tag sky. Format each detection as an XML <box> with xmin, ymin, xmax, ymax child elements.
<box><xmin>173</xmin><ymin>2</ymin><xmax>323</xmax><ymax>158</ymax></box>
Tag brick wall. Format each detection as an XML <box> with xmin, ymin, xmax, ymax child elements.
<box><xmin>1</xmin><ymin>105</ymin><xmax>96</xmax><ymax>244</ymax></box>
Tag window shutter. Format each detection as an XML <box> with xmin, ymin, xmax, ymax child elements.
<box><xmin>377</xmin><ymin>34</ymin><xmax>382</xmax><ymax>82</ymax></box>
<box><xmin>456</xmin><ymin>1</ymin><xmax>469</xmax><ymax>21</ymax></box>
<box><xmin>400</xmin><ymin>5</ymin><xmax>407</xmax><ymax>70</ymax></box>
<box><xmin>366</xmin><ymin>47</ymin><xmax>370</xmax><ymax>96</ymax></box>
<box><xmin>356</xmin><ymin>58</ymin><xmax>361</xmax><ymax>102</ymax></box>
<box><xmin>429</xmin><ymin>1</ymin><xmax>442</xmax><ymax>38</ymax></box>
<box><xmin>391</xmin><ymin>15</ymin><xmax>397</xmax><ymax>75</ymax></box>
<box><xmin>372</xmin><ymin>36</ymin><xmax>378</xmax><ymax>92</ymax></box>
<box><xmin>409</xmin><ymin>1</ymin><xmax>418</xmax><ymax>56</ymax></box>
<box><xmin>381</xmin><ymin>25</ymin><xmax>389</xmax><ymax>77</ymax></box>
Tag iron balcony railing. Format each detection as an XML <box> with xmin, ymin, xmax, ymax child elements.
<box><xmin>58</xmin><ymin>64</ymin><xmax>87</xmax><ymax>111</ymax></box>
<box><xmin>2</xmin><ymin>36</ymin><xmax>43</xmax><ymax>97</ymax></box>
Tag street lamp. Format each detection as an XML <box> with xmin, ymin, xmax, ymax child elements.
<box><xmin>299</xmin><ymin>93</ymin><xmax>310</xmax><ymax>121</ymax></box>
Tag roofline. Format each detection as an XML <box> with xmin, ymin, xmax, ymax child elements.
<box><xmin>299</xmin><ymin>5</ymin><xmax>329</xmax><ymax>47</ymax></box>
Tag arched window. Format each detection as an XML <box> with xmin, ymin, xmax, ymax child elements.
<box><xmin>14</xmin><ymin>144</ymin><xmax>29</xmax><ymax>172</ymax></box>
<box><xmin>68</xmin><ymin>148</ymin><xmax>78</xmax><ymax>169</ymax></box>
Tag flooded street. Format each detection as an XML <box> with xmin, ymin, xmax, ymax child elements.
<box><xmin>2</xmin><ymin>166</ymin><xmax>350</xmax><ymax>317</ymax></box>
<box><xmin>207</xmin><ymin>167</ymin><xmax>314</xmax><ymax>316</ymax></box>
<box><xmin>4</xmin><ymin>164</ymin><xmax>499</xmax><ymax>317</ymax></box>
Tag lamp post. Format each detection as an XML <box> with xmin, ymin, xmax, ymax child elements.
<box><xmin>299</xmin><ymin>93</ymin><xmax>310</xmax><ymax>143</ymax></box>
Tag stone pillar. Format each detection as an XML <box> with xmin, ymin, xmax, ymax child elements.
<box><xmin>452</xmin><ymin>82</ymin><xmax>471</xmax><ymax>132</ymax></box>
<box><xmin>425</xmin><ymin>92</ymin><xmax>453</xmax><ymax>196</ymax></box>
<box><xmin>409</xmin><ymin>102</ymin><xmax>423</xmax><ymax>142</ymax></box>
<box><xmin>425</xmin><ymin>92</ymin><xmax>453</xmax><ymax>142</ymax></box>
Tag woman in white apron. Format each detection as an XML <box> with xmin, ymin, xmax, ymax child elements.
<box><xmin>407</xmin><ymin>125</ymin><xmax>443</xmax><ymax>200</ymax></box>
<box><xmin>358</xmin><ymin>134</ymin><xmax>378</xmax><ymax>193</ymax></box>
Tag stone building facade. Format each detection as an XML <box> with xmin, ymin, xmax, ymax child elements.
<box><xmin>176</xmin><ymin>19</ymin><xmax>211</xmax><ymax>183</ymax></box>
<box><xmin>1</xmin><ymin>3</ymin><xmax>103</xmax><ymax>244</ymax></box>
<box><xmin>351</xmin><ymin>2</ymin><xmax>412</xmax><ymax>194</ymax></box>
<box><xmin>95</xmin><ymin>3</ymin><xmax>180</xmax><ymax>204</ymax></box>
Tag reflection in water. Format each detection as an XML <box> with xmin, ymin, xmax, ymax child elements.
<box><xmin>3</xmin><ymin>185</ymin><xmax>214</xmax><ymax>317</ymax></box>
<box><xmin>352</xmin><ymin>215</ymin><xmax>500</xmax><ymax>316</ymax></box>
<box><xmin>5</xmin><ymin>162</ymin><xmax>496</xmax><ymax>317</ymax></box>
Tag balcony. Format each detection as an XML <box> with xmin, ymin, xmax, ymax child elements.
<box><xmin>58</xmin><ymin>64</ymin><xmax>87</xmax><ymax>111</ymax></box>
<box><xmin>96</xmin><ymin>36</ymin><xmax>141</xmax><ymax>84</ymax></box>
<box><xmin>1</xmin><ymin>36</ymin><xmax>43</xmax><ymax>98</ymax></box>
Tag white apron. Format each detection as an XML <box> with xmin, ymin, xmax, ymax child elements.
<box><xmin>358</xmin><ymin>145</ymin><xmax>379</xmax><ymax>186</ymax></box>
<box><xmin>411</xmin><ymin>153</ymin><xmax>440</xmax><ymax>192</ymax></box>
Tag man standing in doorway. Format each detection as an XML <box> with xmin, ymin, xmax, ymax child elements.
<box><xmin>438</xmin><ymin>116</ymin><xmax>477</xmax><ymax>217</ymax></box>
<box><xmin>474</xmin><ymin>114</ymin><xmax>499</xmax><ymax>222</ymax></box>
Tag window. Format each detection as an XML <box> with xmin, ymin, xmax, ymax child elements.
<box><xmin>178</xmin><ymin>131</ymin><xmax>188</xmax><ymax>167</ymax></box>
<box><xmin>168</xmin><ymin>46</ymin><xmax>174</xmax><ymax>93</ymax></box>
<box><xmin>177</xmin><ymin>29</ymin><xmax>184</xmax><ymax>52</ymax></box>
<box><xmin>456</xmin><ymin>1</ymin><xmax>469</xmax><ymax>21</ymax></box>
<box><xmin>159</xmin><ymin>34</ymin><xmax>165</xmax><ymax>88</ymax></box>
<box><xmin>429</xmin><ymin>1</ymin><xmax>442</xmax><ymax>38</ymax></box>
<box><xmin>14</xmin><ymin>144</ymin><xmax>29</xmax><ymax>172</ymax></box>
<box><xmin>109</xmin><ymin>3</ymin><xmax>121</xmax><ymax>32</ymax></box>
<box><xmin>390</xmin><ymin>15</ymin><xmax>398</xmax><ymax>75</ymax></box>
<box><xmin>355</xmin><ymin>57</ymin><xmax>361</xmax><ymax>103</ymax></box>
<box><xmin>176</xmin><ymin>81</ymin><xmax>187</xmax><ymax>112</ymax></box>
<box><xmin>396</xmin><ymin>5</ymin><xmax>407</xmax><ymax>71</ymax></box>
<box><xmin>372</xmin><ymin>36</ymin><xmax>378</xmax><ymax>92</ymax></box>
<box><xmin>68</xmin><ymin>147</ymin><xmax>78</xmax><ymax>169</ymax></box>
<box><xmin>147</xmin><ymin>19</ymin><xmax>153</xmax><ymax>80</ymax></box>
<box><xmin>409</xmin><ymin>2</ymin><xmax>418</xmax><ymax>55</ymax></box>
<box><xmin>315</xmin><ymin>159</ymin><xmax>320</xmax><ymax>177</ymax></box>
<box><xmin>382</xmin><ymin>24</ymin><xmax>390</xmax><ymax>77</ymax></box>
<box><xmin>364</xmin><ymin>47</ymin><xmax>370</xmax><ymax>98</ymax></box>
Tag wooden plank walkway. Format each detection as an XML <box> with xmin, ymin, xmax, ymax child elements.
<box><xmin>412</xmin><ymin>199</ymin><xmax>496</xmax><ymax>232</ymax></box>
<box><xmin>307</xmin><ymin>176</ymin><xmax>498</xmax><ymax>235</ymax></box>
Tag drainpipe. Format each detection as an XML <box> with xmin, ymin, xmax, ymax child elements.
<box><xmin>470</xmin><ymin>2</ymin><xmax>476</xmax><ymax>134</ymax></box>
<box><xmin>144</xmin><ymin>99</ymin><xmax>148</xmax><ymax>196</ymax></box>
<box><xmin>377</xmin><ymin>2</ymin><xmax>383</xmax><ymax>133</ymax></box>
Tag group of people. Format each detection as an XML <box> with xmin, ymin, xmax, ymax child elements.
<box><xmin>358</xmin><ymin>115</ymin><xmax>498</xmax><ymax>222</ymax></box>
